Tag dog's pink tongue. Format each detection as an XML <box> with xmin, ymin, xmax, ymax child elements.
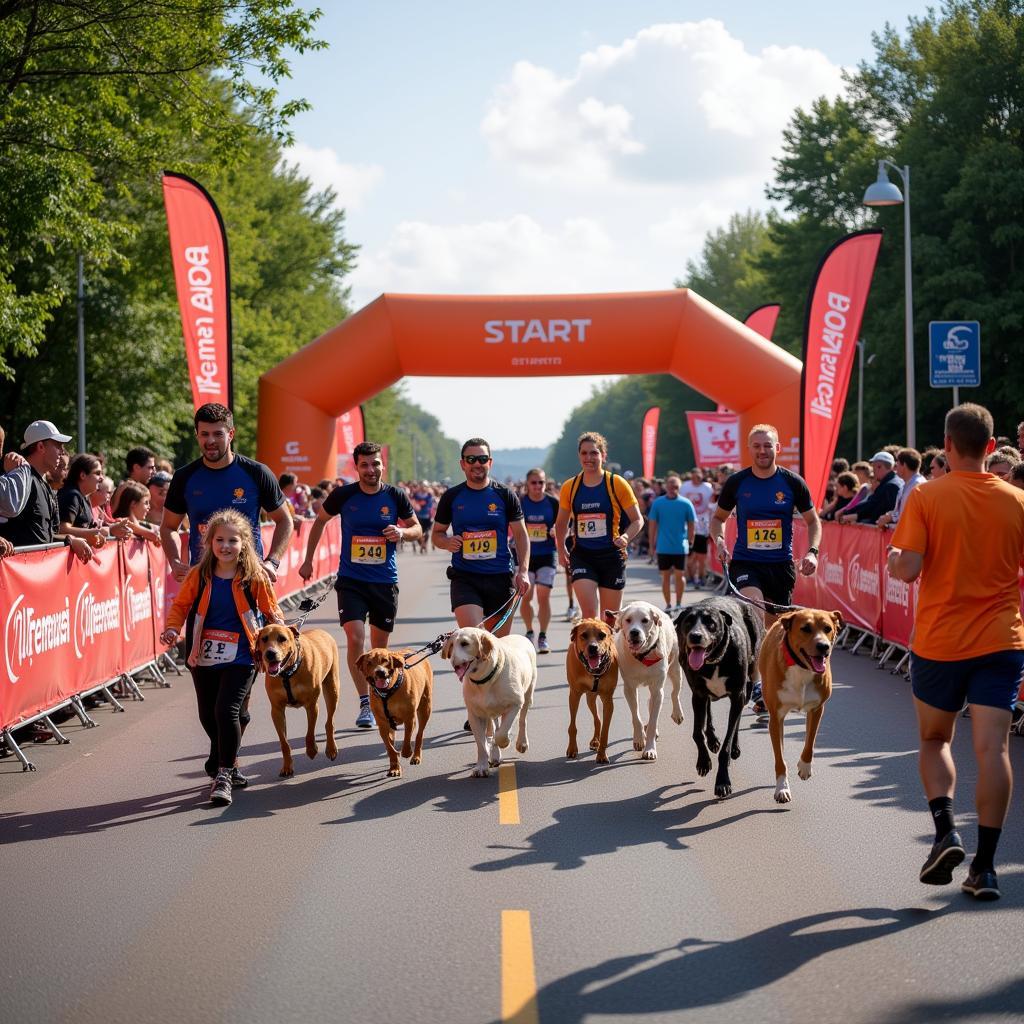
<box><xmin>810</xmin><ymin>655</ymin><xmax>827</xmax><ymax>674</ymax></box>
<box><xmin>267</xmin><ymin>663</ymin><xmax>280</xmax><ymax>676</ymax></box>
<box><xmin>587</xmin><ymin>654</ymin><xmax>602</xmax><ymax>671</ymax></box>
<box><xmin>687</xmin><ymin>648</ymin><xmax>707</xmax><ymax>671</ymax></box>
<box><xmin>454</xmin><ymin>662</ymin><xmax>470</xmax><ymax>682</ymax></box>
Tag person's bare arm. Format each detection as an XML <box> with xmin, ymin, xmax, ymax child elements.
<box><xmin>160</xmin><ymin>508</ymin><xmax>189</xmax><ymax>582</ymax></box>
<box><xmin>887</xmin><ymin>546</ymin><xmax>923</xmax><ymax>582</ymax></box>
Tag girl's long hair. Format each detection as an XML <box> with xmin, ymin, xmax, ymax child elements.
<box><xmin>195</xmin><ymin>509</ymin><xmax>268</xmax><ymax>586</ymax></box>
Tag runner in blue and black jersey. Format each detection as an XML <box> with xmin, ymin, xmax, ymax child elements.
<box><xmin>519</xmin><ymin>467</ymin><xmax>560</xmax><ymax>653</ymax></box>
<box><xmin>710</xmin><ymin>423</ymin><xmax>821</xmax><ymax>711</ymax></box>
<box><xmin>300</xmin><ymin>441</ymin><xmax>421</xmax><ymax>727</ymax></box>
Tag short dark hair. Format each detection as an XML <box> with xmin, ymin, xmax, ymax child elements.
<box><xmin>577</xmin><ymin>431</ymin><xmax>608</xmax><ymax>456</ymax></box>
<box><xmin>353</xmin><ymin>441</ymin><xmax>383</xmax><ymax>462</ymax></box>
<box><xmin>945</xmin><ymin>403</ymin><xmax>993</xmax><ymax>459</ymax></box>
<box><xmin>831</xmin><ymin>458</ymin><xmax>850</xmax><ymax>474</ymax></box>
<box><xmin>278</xmin><ymin>472</ymin><xmax>297</xmax><ymax>489</ymax></box>
<box><xmin>126</xmin><ymin>446</ymin><xmax>155</xmax><ymax>475</ymax></box>
<box><xmin>112</xmin><ymin>480</ymin><xmax>149</xmax><ymax>518</ymax></box>
<box><xmin>461</xmin><ymin>437</ymin><xmax>490</xmax><ymax>458</ymax></box>
<box><xmin>1012</xmin><ymin>463</ymin><xmax>1024</xmax><ymax>484</ymax></box>
<box><xmin>194</xmin><ymin>403</ymin><xmax>233</xmax><ymax>430</ymax></box>
<box><xmin>310</xmin><ymin>486</ymin><xmax>326</xmax><ymax>500</ymax></box>
<box><xmin>67</xmin><ymin>453</ymin><xmax>101</xmax><ymax>490</ymax></box>
<box><xmin>836</xmin><ymin>471</ymin><xmax>858</xmax><ymax>490</ymax></box>
<box><xmin>896</xmin><ymin>448</ymin><xmax>921</xmax><ymax>472</ymax></box>
<box><xmin>525</xmin><ymin>467</ymin><xmax>545</xmax><ymax>480</ymax></box>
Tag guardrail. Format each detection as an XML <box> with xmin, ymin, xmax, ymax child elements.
<box><xmin>0</xmin><ymin>516</ymin><xmax>341</xmax><ymax>771</ymax></box>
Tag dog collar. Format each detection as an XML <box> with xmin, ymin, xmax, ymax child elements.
<box><xmin>467</xmin><ymin>661</ymin><xmax>499</xmax><ymax>686</ymax></box>
<box><xmin>783</xmin><ymin>636</ymin><xmax>810</xmax><ymax>671</ymax></box>
<box><xmin>277</xmin><ymin>647</ymin><xmax>303</xmax><ymax>706</ymax></box>
<box><xmin>371</xmin><ymin>668</ymin><xmax>405</xmax><ymax>729</ymax></box>
<box><xmin>577</xmin><ymin>648</ymin><xmax>610</xmax><ymax>691</ymax></box>
<box><xmin>630</xmin><ymin>639</ymin><xmax>662</xmax><ymax>666</ymax></box>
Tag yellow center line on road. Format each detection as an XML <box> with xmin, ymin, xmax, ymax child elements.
<box><xmin>502</xmin><ymin>909</ymin><xmax>538</xmax><ymax>1024</ymax></box>
<box><xmin>498</xmin><ymin>762</ymin><xmax>520</xmax><ymax>824</ymax></box>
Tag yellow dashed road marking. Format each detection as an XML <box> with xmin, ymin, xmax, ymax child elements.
<box><xmin>502</xmin><ymin>909</ymin><xmax>538</xmax><ymax>1024</ymax></box>
<box><xmin>498</xmin><ymin>762</ymin><xmax>520</xmax><ymax>824</ymax></box>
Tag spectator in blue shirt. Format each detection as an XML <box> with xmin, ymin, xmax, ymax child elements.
<box><xmin>647</xmin><ymin>475</ymin><xmax>697</xmax><ymax>612</ymax></box>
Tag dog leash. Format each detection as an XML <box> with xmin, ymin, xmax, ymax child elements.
<box><xmin>287</xmin><ymin>574</ymin><xmax>337</xmax><ymax>631</ymax></box>
<box><xmin>718</xmin><ymin>551</ymin><xmax>805</xmax><ymax>615</ymax></box>
<box><xmin>403</xmin><ymin>591</ymin><xmax>523</xmax><ymax>669</ymax></box>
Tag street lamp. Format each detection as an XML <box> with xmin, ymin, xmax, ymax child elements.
<box><xmin>856</xmin><ymin>339</ymin><xmax>877</xmax><ymax>462</ymax></box>
<box><xmin>863</xmin><ymin>159</ymin><xmax>915</xmax><ymax>448</ymax></box>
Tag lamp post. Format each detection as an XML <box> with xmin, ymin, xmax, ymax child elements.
<box><xmin>856</xmin><ymin>339</ymin><xmax>877</xmax><ymax>462</ymax></box>
<box><xmin>863</xmin><ymin>159</ymin><xmax>915</xmax><ymax>448</ymax></box>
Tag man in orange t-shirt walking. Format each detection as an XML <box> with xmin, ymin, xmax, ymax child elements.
<box><xmin>889</xmin><ymin>403</ymin><xmax>1024</xmax><ymax>901</ymax></box>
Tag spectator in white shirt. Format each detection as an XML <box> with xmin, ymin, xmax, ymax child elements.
<box><xmin>878</xmin><ymin>448</ymin><xmax>925</xmax><ymax>528</ymax></box>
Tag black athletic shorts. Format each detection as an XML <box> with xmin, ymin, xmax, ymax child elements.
<box><xmin>727</xmin><ymin>559</ymin><xmax>796</xmax><ymax>611</ymax></box>
<box><xmin>416</xmin><ymin>516</ymin><xmax>432</xmax><ymax>534</ymax></box>
<box><xmin>447</xmin><ymin>567</ymin><xmax>514</xmax><ymax>619</ymax></box>
<box><xmin>337</xmin><ymin>578</ymin><xmax>399</xmax><ymax>632</ymax></box>
<box><xmin>569</xmin><ymin>546</ymin><xmax>627</xmax><ymax>591</ymax></box>
<box><xmin>691</xmin><ymin>534</ymin><xmax>709</xmax><ymax>555</ymax></box>
<box><xmin>657</xmin><ymin>553</ymin><xmax>688</xmax><ymax>572</ymax></box>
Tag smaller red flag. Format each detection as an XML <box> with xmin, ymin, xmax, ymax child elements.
<box><xmin>641</xmin><ymin>407</ymin><xmax>660</xmax><ymax>478</ymax></box>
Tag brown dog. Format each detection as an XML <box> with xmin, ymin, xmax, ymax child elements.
<box><xmin>565</xmin><ymin>618</ymin><xmax>619</xmax><ymax>763</ymax></box>
<box><xmin>254</xmin><ymin>624</ymin><xmax>341</xmax><ymax>778</ymax></box>
<box><xmin>758</xmin><ymin>608</ymin><xmax>843</xmax><ymax>804</ymax></box>
<box><xmin>355</xmin><ymin>648</ymin><xmax>433</xmax><ymax>778</ymax></box>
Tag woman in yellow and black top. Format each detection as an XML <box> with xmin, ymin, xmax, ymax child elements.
<box><xmin>554</xmin><ymin>431</ymin><xmax>643</xmax><ymax>619</ymax></box>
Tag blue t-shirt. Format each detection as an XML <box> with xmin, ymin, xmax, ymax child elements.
<box><xmin>520</xmin><ymin>494</ymin><xmax>559</xmax><ymax>555</ymax></box>
<box><xmin>648</xmin><ymin>494</ymin><xmax>696</xmax><ymax>554</ymax></box>
<box><xmin>199</xmin><ymin>575</ymin><xmax>252</xmax><ymax>667</ymax></box>
<box><xmin>716</xmin><ymin>466</ymin><xmax>813</xmax><ymax>563</ymax></box>
<box><xmin>434</xmin><ymin>481</ymin><xmax>523</xmax><ymax>575</ymax></box>
<box><xmin>165</xmin><ymin>454</ymin><xmax>284</xmax><ymax>565</ymax></box>
<box><xmin>322</xmin><ymin>482</ymin><xmax>415</xmax><ymax>584</ymax></box>
<box><xmin>412</xmin><ymin>490</ymin><xmax>435</xmax><ymax>519</ymax></box>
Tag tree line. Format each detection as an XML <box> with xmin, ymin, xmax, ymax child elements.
<box><xmin>0</xmin><ymin>2</ymin><xmax>458</xmax><ymax>473</ymax></box>
<box><xmin>549</xmin><ymin>0</ymin><xmax>1024</xmax><ymax>473</ymax></box>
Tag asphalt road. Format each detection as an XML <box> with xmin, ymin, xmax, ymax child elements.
<box><xmin>2</xmin><ymin>547</ymin><xmax>1022</xmax><ymax>1024</ymax></box>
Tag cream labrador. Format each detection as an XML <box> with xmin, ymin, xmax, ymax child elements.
<box><xmin>606</xmin><ymin>601</ymin><xmax>684</xmax><ymax>761</ymax></box>
<box><xmin>442</xmin><ymin>627</ymin><xmax>536</xmax><ymax>778</ymax></box>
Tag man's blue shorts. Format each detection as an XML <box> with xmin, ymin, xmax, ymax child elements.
<box><xmin>910</xmin><ymin>649</ymin><xmax>1024</xmax><ymax>713</ymax></box>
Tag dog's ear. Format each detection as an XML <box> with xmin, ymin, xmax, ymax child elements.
<box><xmin>720</xmin><ymin>610</ymin><xmax>733</xmax><ymax>628</ymax></box>
<box><xmin>252</xmin><ymin>637</ymin><xmax>265</xmax><ymax>675</ymax></box>
<box><xmin>390</xmin><ymin>651</ymin><xmax>406</xmax><ymax>673</ymax></box>
<box><xmin>602</xmin><ymin>608</ymin><xmax>619</xmax><ymax>631</ymax></box>
<box><xmin>570</xmin><ymin>621</ymin><xmax>583</xmax><ymax>643</ymax></box>
<box><xmin>440</xmin><ymin>634</ymin><xmax>454</xmax><ymax>661</ymax></box>
<box><xmin>355</xmin><ymin>651</ymin><xmax>372</xmax><ymax>675</ymax></box>
<box><xmin>478</xmin><ymin>631</ymin><xmax>495</xmax><ymax>660</ymax></box>
<box><xmin>831</xmin><ymin>610</ymin><xmax>844</xmax><ymax>632</ymax></box>
<box><xmin>777</xmin><ymin>611</ymin><xmax>799</xmax><ymax>631</ymax></box>
<box><xmin>288</xmin><ymin>624</ymin><xmax>301</xmax><ymax>640</ymax></box>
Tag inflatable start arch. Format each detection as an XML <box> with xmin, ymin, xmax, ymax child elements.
<box><xmin>257</xmin><ymin>290</ymin><xmax>801</xmax><ymax>481</ymax></box>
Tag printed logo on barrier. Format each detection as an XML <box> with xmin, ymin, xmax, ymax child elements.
<box><xmin>885</xmin><ymin>573</ymin><xmax>910</xmax><ymax>610</ymax></box>
<box><xmin>74</xmin><ymin>582</ymin><xmax>121</xmax><ymax>659</ymax></box>
<box><xmin>121</xmin><ymin>574</ymin><xmax>153</xmax><ymax>643</ymax></box>
<box><xmin>152</xmin><ymin>568</ymin><xmax>166</xmax><ymax>618</ymax></box>
<box><xmin>483</xmin><ymin>318</ymin><xmax>591</xmax><ymax>344</ymax></box>
<box><xmin>820</xmin><ymin>553</ymin><xmax>844</xmax><ymax>588</ymax></box>
<box><xmin>5</xmin><ymin>594</ymin><xmax>72</xmax><ymax>684</ymax></box>
<box><xmin>847</xmin><ymin>552</ymin><xmax>880</xmax><ymax>602</ymax></box>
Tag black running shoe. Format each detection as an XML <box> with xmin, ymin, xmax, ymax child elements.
<box><xmin>230</xmin><ymin>767</ymin><xmax>250</xmax><ymax>789</ymax></box>
<box><xmin>961</xmin><ymin>867</ymin><xmax>1000</xmax><ymax>900</ymax></box>
<box><xmin>920</xmin><ymin>830</ymin><xmax>965</xmax><ymax>885</ymax></box>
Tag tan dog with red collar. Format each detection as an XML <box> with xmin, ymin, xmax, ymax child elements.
<box><xmin>758</xmin><ymin>608</ymin><xmax>843</xmax><ymax>804</ymax></box>
<box><xmin>566</xmin><ymin>618</ymin><xmax>619</xmax><ymax>763</ymax></box>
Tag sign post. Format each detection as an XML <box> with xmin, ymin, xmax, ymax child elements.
<box><xmin>929</xmin><ymin>321</ymin><xmax>979</xmax><ymax>408</ymax></box>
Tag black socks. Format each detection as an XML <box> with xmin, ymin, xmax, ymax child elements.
<box><xmin>359</xmin><ymin>694</ymin><xmax>370</xmax><ymax>708</ymax></box>
<box><xmin>973</xmin><ymin>826</ymin><xmax>1001</xmax><ymax>874</ymax></box>
<box><xmin>929</xmin><ymin>796</ymin><xmax>954</xmax><ymax>841</ymax></box>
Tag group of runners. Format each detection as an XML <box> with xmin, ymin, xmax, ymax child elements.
<box><xmin>159</xmin><ymin>401</ymin><xmax>1022</xmax><ymax>898</ymax></box>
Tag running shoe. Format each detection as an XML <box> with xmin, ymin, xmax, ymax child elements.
<box><xmin>525</xmin><ymin>630</ymin><xmax>535</xmax><ymax>648</ymax></box>
<box><xmin>664</xmin><ymin>604</ymin><xmax>674</xmax><ymax>614</ymax></box>
<box><xmin>356</xmin><ymin>704</ymin><xmax>374</xmax><ymax>729</ymax></box>
<box><xmin>919</xmin><ymin>830</ymin><xmax>965</xmax><ymax>885</ymax></box>
<box><xmin>230</xmin><ymin>767</ymin><xmax>250</xmax><ymax>789</ymax></box>
<box><xmin>961</xmin><ymin>867</ymin><xmax>1000</xmax><ymax>900</ymax></box>
<box><xmin>564</xmin><ymin>605</ymin><xmax>577</xmax><ymax>622</ymax></box>
<box><xmin>749</xmin><ymin>681</ymin><xmax>766</xmax><ymax>715</ymax></box>
<box><xmin>537</xmin><ymin>633</ymin><xmax>550</xmax><ymax>655</ymax></box>
<box><xmin>693</xmin><ymin>579</ymin><xmax>702</xmax><ymax>591</ymax></box>
<box><xmin>210</xmin><ymin>769</ymin><xmax>233</xmax><ymax>806</ymax></box>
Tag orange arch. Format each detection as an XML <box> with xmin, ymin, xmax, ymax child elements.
<box><xmin>257</xmin><ymin>290</ymin><xmax>801</xmax><ymax>480</ymax></box>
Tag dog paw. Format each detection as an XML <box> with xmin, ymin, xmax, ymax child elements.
<box><xmin>279</xmin><ymin>766</ymin><xmax>294</xmax><ymax>778</ymax></box>
<box><xmin>641</xmin><ymin>748</ymin><xmax>657</xmax><ymax>761</ymax></box>
<box><xmin>706</xmin><ymin>734</ymin><xmax>721</xmax><ymax>754</ymax></box>
<box><xmin>472</xmin><ymin>766</ymin><xmax>491</xmax><ymax>778</ymax></box>
<box><xmin>566</xmin><ymin>748</ymin><xmax>578</xmax><ymax>760</ymax></box>
<box><xmin>714</xmin><ymin>779</ymin><xmax>733</xmax><ymax>799</ymax></box>
<box><xmin>595</xmin><ymin>751</ymin><xmax>609</xmax><ymax>765</ymax></box>
<box><xmin>695</xmin><ymin>754</ymin><xmax>712</xmax><ymax>776</ymax></box>
<box><xmin>730</xmin><ymin>743</ymin><xmax>741</xmax><ymax>760</ymax></box>
<box><xmin>410</xmin><ymin>755</ymin><xmax>421</xmax><ymax>765</ymax></box>
<box><xmin>632</xmin><ymin>739</ymin><xmax>644</xmax><ymax>751</ymax></box>
<box><xmin>489</xmin><ymin>758</ymin><xmax>501</xmax><ymax>768</ymax></box>
<box><xmin>774</xmin><ymin>786</ymin><xmax>792</xmax><ymax>804</ymax></box>
<box><xmin>326</xmin><ymin>744</ymin><xmax>338</xmax><ymax>761</ymax></box>
<box><xmin>671</xmin><ymin>711</ymin><xmax>684</xmax><ymax>725</ymax></box>
<box><xmin>516</xmin><ymin>740</ymin><xmax>528</xmax><ymax>754</ymax></box>
<box><xmin>797</xmin><ymin>759</ymin><xmax>812</xmax><ymax>780</ymax></box>
<box><xmin>387</xmin><ymin>766</ymin><xmax>402</xmax><ymax>778</ymax></box>
<box><xmin>306</xmin><ymin>743</ymin><xmax>318</xmax><ymax>760</ymax></box>
<box><xmin>495</xmin><ymin>734</ymin><xmax>511</xmax><ymax>749</ymax></box>
<box><xmin>589</xmin><ymin>738</ymin><xmax>600</xmax><ymax>750</ymax></box>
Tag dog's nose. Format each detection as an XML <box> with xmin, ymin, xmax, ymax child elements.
<box><xmin>688</xmin><ymin>631</ymin><xmax>702</xmax><ymax>644</ymax></box>
<box><xmin>815</xmin><ymin>641</ymin><xmax>831</xmax><ymax>654</ymax></box>
<box><xmin>587</xmin><ymin>644</ymin><xmax>599</xmax><ymax>655</ymax></box>
<box><xmin>629</xmin><ymin>629</ymin><xmax>641</xmax><ymax>641</ymax></box>
<box><xmin>373</xmin><ymin>667</ymin><xmax>388</xmax><ymax>678</ymax></box>
<box><xmin>265</xmin><ymin>651</ymin><xmax>279</xmax><ymax>663</ymax></box>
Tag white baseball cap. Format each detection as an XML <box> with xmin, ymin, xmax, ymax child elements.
<box><xmin>869</xmin><ymin>450</ymin><xmax>895</xmax><ymax>466</ymax></box>
<box><xmin>21</xmin><ymin>420</ymin><xmax>72</xmax><ymax>450</ymax></box>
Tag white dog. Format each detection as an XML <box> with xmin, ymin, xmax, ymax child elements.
<box><xmin>442</xmin><ymin>627</ymin><xmax>536</xmax><ymax>778</ymax></box>
<box><xmin>607</xmin><ymin>601</ymin><xmax>684</xmax><ymax>760</ymax></box>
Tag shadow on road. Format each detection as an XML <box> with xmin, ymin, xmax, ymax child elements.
<box><xmin>502</xmin><ymin>905</ymin><xmax>953</xmax><ymax>1024</ymax></box>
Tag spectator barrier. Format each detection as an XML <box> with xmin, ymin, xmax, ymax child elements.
<box><xmin>1</xmin><ymin>516</ymin><xmax>341</xmax><ymax>770</ymax></box>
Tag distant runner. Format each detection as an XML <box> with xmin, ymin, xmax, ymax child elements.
<box><xmin>519</xmin><ymin>467</ymin><xmax>560</xmax><ymax>653</ymax></box>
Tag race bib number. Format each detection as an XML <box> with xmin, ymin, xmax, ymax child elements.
<box><xmin>462</xmin><ymin>530</ymin><xmax>497</xmax><ymax>560</ymax></box>
<box><xmin>527</xmin><ymin>522</ymin><xmax>549</xmax><ymax>542</ymax></box>
<box><xmin>577</xmin><ymin>513</ymin><xmax>607</xmax><ymax>539</ymax></box>
<box><xmin>747</xmin><ymin>519</ymin><xmax>782</xmax><ymax>551</ymax></box>
<box><xmin>351</xmin><ymin>535</ymin><xmax>386</xmax><ymax>565</ymax></box>
<box><xmin>198</xmin><ymin>629</ymin><xmax>239</xmax><ymax>666</ymax></box>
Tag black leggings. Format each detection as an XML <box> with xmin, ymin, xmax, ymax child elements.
<box><xmin>190</xmin><ymin>664</ymin><xmax>256</xmax><ymax>773</ymax></box>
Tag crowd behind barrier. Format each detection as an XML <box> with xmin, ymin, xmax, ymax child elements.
<box><xmin>0</xmin><ymin>517</ymin><xmax>341</xmax><ymax>765</ymax></box>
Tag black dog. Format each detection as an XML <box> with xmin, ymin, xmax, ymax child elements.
<box><xmin>675</xmin><ymin>596</ymin><xmax>764</xmax><ymax>798</ymax></box>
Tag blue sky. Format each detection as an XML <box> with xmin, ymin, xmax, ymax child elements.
<box><xmin>278</xmin><ymin>1</ymin><xmax>932</xmax><ymax>448</ymax></box>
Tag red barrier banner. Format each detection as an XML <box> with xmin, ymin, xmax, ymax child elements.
<box><xmin>120</xmin><ymin>539</ymin><xmax>158</xmax><ymax>671</ymax></box>
<box><xmin>162</xmin><ymin>172</ymin><xmax>233</xmax><ymax>411</ymax></box>
<box><xmin>335</xmin><ymin>406</ymin><xmax>365</xmax><ymax>481</ymax></box>
<box><xmin>641</xmin><ymin>407</ymin><xmax>660</xmax><ymax>478</ymax></box>
<box><xmin>744</xmin><ymin>303</ymin><xmax>781</xmax><ymax>341</ymax></box>
<box><xmin>881</xmin><ymin>561</ymin><xmax>920</xmax><ymax>649</ymax></box>
<box><xmin>815</xmin><ymin>522</ymin><xmax>885</xmax><ymax>633</ymax></box>
<box><xmin>687</xmin><ymin>411</ymin><xmax>740</xmax><ymax>468</ymax></box>
<box><xmin>800</xmin><ymin>230</ymin><xmax>883</xmax><ymax>508</ymax></box>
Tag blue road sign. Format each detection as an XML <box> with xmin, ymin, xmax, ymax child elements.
<box><xmin>929</xmin><ymin>321</ymin><xmax>980</xmax><ymax>388</ymax></box>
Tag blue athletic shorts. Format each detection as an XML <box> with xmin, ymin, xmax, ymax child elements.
<box><xmin>910</xmin><ymin>649</ymin><xmax>1024</xmax><ymax>713</ymax></box>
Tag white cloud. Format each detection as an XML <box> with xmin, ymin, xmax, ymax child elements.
<box><xmin>482</xmin><ymin>20</ymin><xmax>845</xmax><ymax>189</ymax></box>
<box><xmin>284</xmin><ymin>141</ymin><xmax>383</xmax><ymax>212</ymax></box>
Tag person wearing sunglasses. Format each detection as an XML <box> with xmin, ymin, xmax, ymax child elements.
<box><xmin>519</xmin><ymin>468</ymin><xmax>560</xmax><ymax>653</ymax></box>
<box><xmin>432</xmin><ymin>438</ymin><xmax>530</xmax><ymax>636</ymax></box>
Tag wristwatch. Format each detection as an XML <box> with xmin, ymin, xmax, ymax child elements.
<box><xmin>807</xmin><ymin>546</ymin><xmax>819</xmax><ymax>555</ymax></box>
<box><xmin>265</xmin><ymin>556</ymin><xmax>280</xmax><ymax>569</ymax></box>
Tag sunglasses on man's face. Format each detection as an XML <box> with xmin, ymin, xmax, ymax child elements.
<box><xmin>463</xmin><ymin>454</ymin><xmax>491</xmax><ymax>465</ymax></box>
